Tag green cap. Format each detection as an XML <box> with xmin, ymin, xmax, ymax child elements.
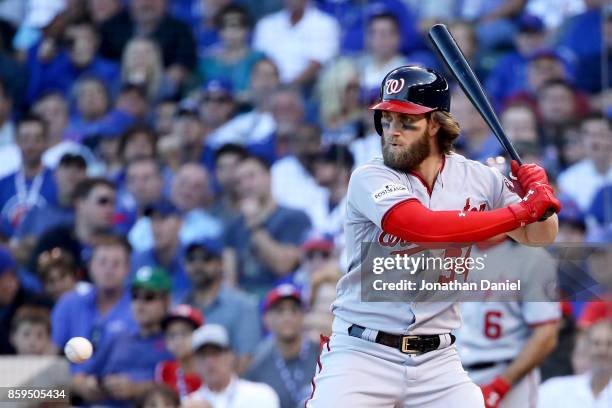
<box><xmin>132</xmin><ymin>266</ymin><xmax>172</xmax><ymax>292</ymax></box>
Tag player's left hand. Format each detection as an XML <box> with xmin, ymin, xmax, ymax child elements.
<box><xmin>510</xmin><ymin>160</ymin><xmax>550</xmax><ymax>196</ymax></box>
<box><xmin>480</xmin><ymin>376</ymin><xmax>511</xmax><ymax>408</ymax></box>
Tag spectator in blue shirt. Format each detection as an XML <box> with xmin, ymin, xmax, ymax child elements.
<box><xmin>26</xmin><ymin>18</ymin><xmax>119</xmax><ymax>105</ymax></box>
<box><xmin>131</xmin><ymin>200</ymin><xmax>191</xmax><ymax>302</ymax></box>
<box><xmin>28</xmin><ymin>177</ymin><xmax>117</xmax><ymax>273</ymax></box>
<box><xmin>16</xmin><ymin>153</ymin><xmax>87</xmax><ymax>240</ymax></box>
<box><xmin>65</xmin><ymin>76</ymin><xmax>113</xmax><ymax>143</ymax></box>
<box><xmin>52</xmin><ymin>235</ymin><xmax>135</xmax><ymax>381</ymax></box>
<box><xmin>82</xmin><ymin>266</ymin><xmax>173</xmax><ymax>407</ymax></box>
<box><xmin>224</xmin><ymin>154</ymin><xmax>311</xmax><ymax>296</ymax></box>
<box><xmin>183</xmin><ymin>239</ymin><xmax>262</xmax><ymax>374</ymax></box>
<box><xmin>0</xmin><ymin>114</ymin><xmax>58</xmax><ymax>235</ymax></box>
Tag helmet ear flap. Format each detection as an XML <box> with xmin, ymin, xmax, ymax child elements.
<box><xmin>374</xmin><ymin>110</ymin><xmax>383</xmax><ymax>136</ymax></box>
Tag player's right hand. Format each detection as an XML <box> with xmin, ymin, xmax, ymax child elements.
<box><xmin>480</xmin><ymin>376</ymin><xmax>511</xmax><ymax>408</ymax></box>
<box><xmin>508</xmin><ymin>183</ymin><xmax>561</xmax><ymax>225</ymax></box>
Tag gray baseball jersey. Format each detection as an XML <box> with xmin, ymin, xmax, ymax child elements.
<box><xmin>333</xmin><ymin>152</ymin><xmax>521</xmax><ymax>335</ymax></box>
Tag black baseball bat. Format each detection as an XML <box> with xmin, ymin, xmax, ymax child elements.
<box><xmin>428</xmin><ymin>23</ymin><xmax>555</xmax><ymax>220</ymax></box>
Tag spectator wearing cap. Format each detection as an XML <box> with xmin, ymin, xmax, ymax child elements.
<box><xmin>293</xmin><ymin>235</ymin><xmax>336</xmax><ymax>290</ymax></box>
<box><xmin>209</xmin><ymin>144</ymin><xmax>248</xmax><ymax>224</ymax></box>
<box><xmin>30</xmin><ymin>177</ymin><xmax>117</xmax><ymax>271</ymax></box>
<box><xmin>558</xmin><ymin>114</ymin><xmax>612</xmax><ymax>212</ymax></box>
<box><xmin>198</xmin><ymin>79</ymin><xmax>238</xmax><ymax>140</ymax></box>
<box><xmin>253</xmin><ymin>0</ymin><xmax>339</xmax><ymax>87</ymax></box>
<box><xmin>538</xmin><ymin>320</ymin><xmax>612</xmax><ymax>408</ymax></box>
<box><xmin>52</xmin><ymin>237</ymin><xmax>135</xmax><ymax>374</ymax></box>
<box><xmin>485</xmin><ymin>14</ymin><xmax>548</xmax><ymax>107</ymax></box>
<box><xmin>224</xmin><ymin>154</ymin><xmax>311</xmax><ymax>295</ymax></box>
<box><xmin>15</xmin><ymin>152</ymin><xmax>87</xmax><ymax>242</ymax></box>
<box><xmin>80</xmin><ymin>266</ymin><xmax>173</xmax><ymax>407</ymax></box>
<box><xmin>206</xmin><ymin>59</ymin><xmax>279</xmax><ymax>156</ymax></box>
<box><xmin>246</xmin><ymin>284</ymin><xmax>318</xmax><ymax>408</ymax></box>
<box><xmin>0</xmin><ymin>245</ymin><xmax>52</xmax><ymax>354</ymax></box>
<box><xmin>198</xmin><ymin>5</ymin><xmax>264</xmax><ymax>98</ymax></box>
<box><xmin>184</xmin><ymin>324</ymin><xmax>280</xmax><ymax>408</ymax></box>
<box><xmin>131</xmin><ymin>200</ymin><xmax>191</xmax><ymax>301</ymax></box>
<box><xmin>25</xmin><ymin>18</ymin><xmax>119</xmax><ymax>105</ymax></box>
<box><xmin>98</xmin><ymin>0</ymin><xmax>197</xmax><ymax>88</ymax></box>
<box><xmin>182</xmin><ymin>239</ymin><xmax>261</xmax><ymax>374</ymax></box>
<box><xmin>32</xmin><ymin>92</ymin><xmax>97</xmax><ymax>169</ymax></box>
<box><xmin>0</xmin><ymin>114</ymin><xmax>58</xmax><ymax>235</ymax></box>
<box><xmin>156</xmin><ymin>304</ymin><xmax>204</xmax><ymax>398</ymax></box>
<box><xmin>271</xmin><ymin>122</ymin><xmax>328</xmax><ymax>231</ymax></box>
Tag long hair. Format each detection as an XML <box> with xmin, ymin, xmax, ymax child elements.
<box><xmin>120</xmin><ymin>37</ymin><xmax>163</xmax><ymax>102</ymax></box>
<box><xmin>431</xmin><ymin>110</ymin><xmax>461</xmax><ymax>154</ymax></box>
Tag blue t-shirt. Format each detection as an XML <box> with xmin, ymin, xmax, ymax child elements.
<box><xmin>224</xmin><ymin>206</ymin><xmax>311</xmax><ymax>295</ymax></box>
<box><xmin>0</xmin><ymin>168</ymin><xmax>58</xmax><ymax>234</ymax></box>
<box><xmin>15</xmin><ymin>204</ymin><xmax>74</xmax><ymax>238</ymax></box>
<box><xmin>26</xmin><ymin>42</ymin><xmax>119</xmax><ymax>104</ymax></box>
<box><xmin>88</xmin><ymin>329</ymin><xmax>172</xmax><ymax>407</ymax></box>
<box><xmin>51</xmin><ymin>284</ymin><xmax>136</xmax><ymax>373</ymax></box>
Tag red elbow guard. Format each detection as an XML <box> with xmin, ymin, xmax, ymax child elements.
<box><xmin>381</xmin><ymin>199</ymin><xmax>522</xmax><ymax>243</ymax></box>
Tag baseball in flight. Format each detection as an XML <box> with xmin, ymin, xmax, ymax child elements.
<box><xmin>64</xmin><ymin>337</ymin><xmax>93</xmax><ymax>364</ymax></box>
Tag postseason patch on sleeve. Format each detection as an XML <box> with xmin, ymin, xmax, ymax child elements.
<box><xmin>372</xmin><ymin>183</ymin><xmax>408</xmax><ymax>202</ymax></box>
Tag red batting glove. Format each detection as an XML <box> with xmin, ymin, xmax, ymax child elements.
<box><xmin>511</xmin><ymin>160</ymin><xmax>550</xmax><ymax>194</ymax></box>
<box><xmin>480</xmin><ymin>376</ymin><xmax>511</xmax><ymax>408</ymax></box>
<box><xmin>508</xmin><ymin>183</ymin><xmax>562</xmax><ymax>225</ymax></box>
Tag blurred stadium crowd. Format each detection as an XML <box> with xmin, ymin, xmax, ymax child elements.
<box><xmin>0</xmin><ymin>0</ymin><xmax>609</xmax><ymax>407</ymax></box>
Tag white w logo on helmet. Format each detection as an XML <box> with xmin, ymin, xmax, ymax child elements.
<box><xmin>385</xmin><ymin>78</ymin><xmax>405</xmax><ymax>95</ymax></box>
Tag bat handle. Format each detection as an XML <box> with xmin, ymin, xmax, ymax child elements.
<box><xmin>538</xmin><ymin>208</ymin><xmax>556</xmax><ymax>222</ymax></box>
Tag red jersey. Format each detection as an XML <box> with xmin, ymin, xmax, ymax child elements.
<box><xmin>155</xmin><ymin>360</ymin><xmax>202</xmax><ymax>397</ymax></box>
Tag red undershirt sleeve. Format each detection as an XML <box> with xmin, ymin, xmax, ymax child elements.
<box><xmin>381</xmin><ymin>199</ymin><xmax>523</xmax><ymax>243</ymax></box>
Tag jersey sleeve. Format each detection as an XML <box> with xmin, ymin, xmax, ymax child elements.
<box><xmin>490</xmin><ymin>167</ymin><xmax>521</xmax><ymax>209</ymax></box>
<box><xmin>347</xmin><ymin>164</ymin><xmax>416</xmax><ymax>228</ymax></box>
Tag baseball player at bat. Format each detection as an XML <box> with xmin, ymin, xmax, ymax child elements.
<box><xmin>305</xmin><ymin>65</ymin><xmax>561</xmax><ymax>408</ymax></box>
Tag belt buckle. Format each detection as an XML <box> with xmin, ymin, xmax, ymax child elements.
<box><xmin>400</xmin><ymin>336</ymin><xmax>420</xmax><ymax>354</ymax></box>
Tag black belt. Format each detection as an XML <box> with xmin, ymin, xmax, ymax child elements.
<box><xmin>464</xmin><ymin>359</ymin><xmax>512</xmax><ymax>371</ymax></box>
<box><xmin>348</xmin><ymin>324</ymin><xmax>455</xmax><ymax>355</ymax></box>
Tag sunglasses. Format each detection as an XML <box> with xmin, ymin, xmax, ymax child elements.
<box><xmin>131</xmin><ymin>290</ymin><xmax>163</xmax><ymax>302</ymax></box>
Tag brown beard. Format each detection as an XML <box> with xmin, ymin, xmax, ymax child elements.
<box><xmin>381</xmin><ymin>129</ymin><xmax>431</xmax><ymax>172</ymax></box>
